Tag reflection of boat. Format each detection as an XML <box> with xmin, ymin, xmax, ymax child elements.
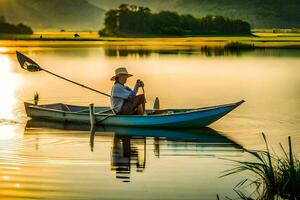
<box><xmin>25</xmin><ymin>120</ymin><xmax>243</xmax><ymax>182</ymax></box>
<box><xmin>24</xmin><ymin>100</ymin><xmax>244</xmax><ymax>128</ymax></box>
<box><xmin>26</xmin><ymin>119</ymin><xmax>242</xmax><ymax>148</ymax></box>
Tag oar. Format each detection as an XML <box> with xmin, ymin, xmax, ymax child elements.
<box><xmin>16</xmin><ymin>51</ymin><xmax>111</xmax><ymax>97</ymax></box>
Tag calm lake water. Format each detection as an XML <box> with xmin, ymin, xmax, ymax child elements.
<box><xmin>0</xmin><ymin>44</ymin><xmax>300</xmax><ymax>199</ymax></box>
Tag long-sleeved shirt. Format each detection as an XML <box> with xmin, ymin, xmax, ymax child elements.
<box><xmin>110</xmin><ymin>82</ymin><xmax>139</xmax><ymax>113</ymax></box>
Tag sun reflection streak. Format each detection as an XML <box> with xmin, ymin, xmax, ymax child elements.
<box><xmin>0</xmin><ymin>125</ymin><xmax>20</xmax><ymax>140</ymax></box>
<box><xmin>2</xmin><ymin>176</ymin><xmax>10</xmax><ymax>180</ymax></box>
<box><xmin>0</xmin><ymin>47</ymin><xmax>9</xmax><ymax>53</ymax></box>
<box><xmin>0</xmin><ymin>54</ymin><xmax>20</xmax><ymax>120</ymax></box>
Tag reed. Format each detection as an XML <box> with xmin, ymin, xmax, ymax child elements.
<box><xmin>277</xmin><ymin>136</ymin><xmax>300</xmax><ymax>199</ymax></box>
<box><xmin>221</xmin><ymin>133</ymin><xmax>299</xmax><ymax>200</ymax></box>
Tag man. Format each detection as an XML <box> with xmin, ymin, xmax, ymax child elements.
<box><xmin>110</xmin><ymin>67</ymin><xmax>146</xmax><ymax>115</ymax></box>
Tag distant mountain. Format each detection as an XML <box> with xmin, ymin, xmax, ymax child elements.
<box><xmin>89</xmin><ymin>0</ymin><xmax>300</xmax><ymax>28</ymax></box>
<box><xmin>0</xmin><ymin>0</ymin><xmax>298</xmax><ymax>31</ymax></box>
<box><xmin>0</xmin><ymin>0</ymin><xmax>105</xmax><ymax>31</ymax></box>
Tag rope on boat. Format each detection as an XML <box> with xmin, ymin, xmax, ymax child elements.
<box><xmin>95</xmin><ymin>108</ymin><xmax>115</xmax><ymax>114</ymax></box>
<box><xmin>73</xmin><ymin>109</ymin><xmax>90</xmax><ymax>114</ymax></box>
<box><xmin>95</xmin><ymin>115</ymin><xmax>111</xmax><ymax>125</ymax></box>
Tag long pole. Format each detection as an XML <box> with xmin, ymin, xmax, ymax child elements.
<box><xmin>42</xmin><ymin>68</ymin><xmax>111</xmax><ymax>97</ymax></box>
<box><xmin>16</xmin><ymin>51</ymin><xmax>111</xmax><ymax>97</ymax></box>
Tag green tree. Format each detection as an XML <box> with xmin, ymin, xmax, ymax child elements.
<box><xmin>0</xmin><ymin>18</ymin><xmax>33</xmax><ymax>34</ymax></box>
<box><xmin>99</xmin><ymin>4</ymin><xmax>251</xmax><ymax>36</ymax></box>
<box><xmin>0</xmin><ymin>16</ymin><xmax>6</xmax><ymax>23</ymax></box>
<box><xmin>101</xmin><ymin>9</ymin><xmax>119</xmax><ymax>36</ymax></box>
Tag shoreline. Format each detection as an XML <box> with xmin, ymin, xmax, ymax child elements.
<box><xmin>0</xmin><ymin>32</ymin><xmax>300</xmax><ymax>50</ymax></box>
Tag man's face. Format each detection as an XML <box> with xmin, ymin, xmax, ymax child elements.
<box><xmin>118</xmin><ymin>74</ymin><xmax>128</xmax><ymax>84</ymax></box>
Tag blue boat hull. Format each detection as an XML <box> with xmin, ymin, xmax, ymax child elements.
<box><xmin>24</xmin><ymin>100</ymin><xmax>244</xmax><ymax>128</ymax></box>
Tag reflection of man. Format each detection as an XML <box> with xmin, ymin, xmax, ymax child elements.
<box><xmin>110</xmin><ymin>67</ymin><xmax>146</xmax><ymax>115</ymax></box>
<box><xmin>111</xmin><ymin>135</ymin><xmax>147</xmax><ymax>182</ymax></box>
<box><xmin>111</xmin><ymin>136</ymin><xmax>131</xmax><ymax>182</ymax></box>
<box><xmin>111</xmin><ymin>136</ymin><xmax>130</xmax><ymax>170</ymax></box>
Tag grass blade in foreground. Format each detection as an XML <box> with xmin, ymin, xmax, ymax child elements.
<box><xmin>221</xmin><ymin>133</ymin><xmax>300</xmax><ymax>200</ymax></box>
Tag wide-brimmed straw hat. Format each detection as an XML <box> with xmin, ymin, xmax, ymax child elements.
<box><xmin>110</xmin><ymin>67</ymin><xmax>133</xmax><ymax>81</ymax></box>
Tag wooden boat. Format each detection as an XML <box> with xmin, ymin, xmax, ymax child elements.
<box><xmin>24</xmin><ymin>100</ymin><xmax>244</xmax><ymax>128</ymax></box>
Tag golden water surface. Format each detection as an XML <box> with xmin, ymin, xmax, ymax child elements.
<box><xmin>0</xmin><ymin>43</ymin><xmax>299</xmax><ymax>199</ymax></box>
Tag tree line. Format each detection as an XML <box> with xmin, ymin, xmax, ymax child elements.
<box><xmin>0</xmin><ymin>16</ymin><xmax>33</xmax><ymax>34</ymax></box>
<box><xmin>100</xmin><ymin>4</ymin><xmax>251</xmax><ymax>36</ymax></box>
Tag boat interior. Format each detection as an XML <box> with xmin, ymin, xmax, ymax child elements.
<box><xmin>33</xmin><ymin>103</ymin><xmax>192</xmax><ymax>115</ymax></box>
<box><xmin>27</xmin><ymin>100</ymin><xmax>242</xmax><ymax>116</ymax></box>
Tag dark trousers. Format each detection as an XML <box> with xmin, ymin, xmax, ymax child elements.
<box><xmin>118</xmin><ymin>94</ymin><xmax>146</xmax><ymax>115</ymax></box>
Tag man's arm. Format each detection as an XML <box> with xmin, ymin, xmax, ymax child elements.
<box><xmin>112</xmin><ymin>81</ymin><xmax>141</xmax><ymax>99</ymax></box>
<box><xmin>112</xmin><ymin>84</ymin><xmax>131</xmax><ymax>99</ymax></box>
<box><xmin>130</xmin><ymin>82</ymin><xmax>139</xmax><ymax>96</ymax></box>
<box><xmin>112</xmin><ymin>84</ymin><xmax>138</xmax><ymax>99</ymax></box>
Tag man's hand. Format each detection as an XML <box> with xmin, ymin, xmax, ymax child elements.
<box><xmin>136</xmin><ymin>80</ymin><xmax>144</xmax><ymax>87</ymax></box>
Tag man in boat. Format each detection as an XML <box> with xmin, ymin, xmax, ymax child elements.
<box><xmin>111</xmin><ymin>67</ymin><xmax>146</xmax><ymax>115</ymax></box>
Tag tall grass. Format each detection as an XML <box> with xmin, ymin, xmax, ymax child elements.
<box><xmin>221</xmin><ymin>133</ymin><xmax>299</xmax><ymax>200</ymax></box>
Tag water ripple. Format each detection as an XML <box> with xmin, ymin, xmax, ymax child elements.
<box><xmin>0</xmin><ymin>119</ymin><xmax>19</xmax><ymax>125</ymax></box>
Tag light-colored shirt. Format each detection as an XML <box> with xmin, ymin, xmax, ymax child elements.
<box><xmin>110</xmin><ymin>82</ymin><xmax>139</xmax><ymax>113</ymax></box>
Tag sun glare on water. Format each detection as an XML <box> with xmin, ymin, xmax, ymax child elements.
<box><xmin>0</xmin><ymin>54</ymin><xmax>19</xmax><ymax>120</ymax></box>
<box><xmin>0</xmin><ymin>54</ymin><xmax>23</xmax><ymax>140</ymax></box>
